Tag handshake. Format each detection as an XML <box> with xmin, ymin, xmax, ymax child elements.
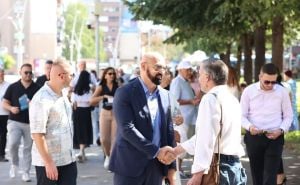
<box><xmin>157</xmin><ymin>145</ymin><xmax>184</xmax><ymax>165</ymax></box>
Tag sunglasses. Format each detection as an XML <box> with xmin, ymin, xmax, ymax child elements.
<box><xmin>107</xmin><ymin>72</ymin><xmax>116</xmax><ymax>76</ymax></box>
<box><xmin>24</xmin><ymin>71</ymin><xmax>33</xmax><ymax>75</ymax></box>
<box><xmin>263</xmin><ymin>80</ymin><xmax>276</xmax><ymax>85</ymax></box>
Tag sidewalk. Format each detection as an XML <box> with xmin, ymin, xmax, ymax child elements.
<box><xmin>0</xmin><ymin>146</ymin><xmax>113</xmax><ymax>185</ymax></box>
<box><xmin>0</xmin><ymin>145</ymin><xmax>299</xmax><ymax>185</ymax></box>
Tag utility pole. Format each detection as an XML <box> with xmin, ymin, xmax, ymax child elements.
<box><xmin>70</xmin><ymin>11</ymin><xmax>79</xmax><ymax>65</ymax></box>
<box><xmin>94</xmin><ymin>0</ymin><xmax>101</xmax><ymax>75</ymax></box>
<box><xmin>11</xmin><ymin>0</ymin><xmax>26</xmax><ymax>69</ymax></box>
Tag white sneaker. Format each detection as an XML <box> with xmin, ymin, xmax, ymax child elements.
<box><xmin>22</xmin><ymin>172</ymin><xmax>31</xmax><ymax>182</ymax></box>
<box><xmin>103</xmin><ymin>156</ymin><xmax>110</xmax><ymax>170</ymax></box>
<box><xmin>9</xmin><ymin>165</ymin><xmax>17</xmax><ymax>178</ymax></box>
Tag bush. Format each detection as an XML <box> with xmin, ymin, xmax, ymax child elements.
<box><xmin>285</xmin><ymin>131</ymin><xmax>300</xmax><ymax>154</ymax></box>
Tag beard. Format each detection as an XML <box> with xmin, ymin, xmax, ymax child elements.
<box><xmin>146</xmin><ymin>69</ymin><xmax>162</xmax><ymax>85</ymax></box>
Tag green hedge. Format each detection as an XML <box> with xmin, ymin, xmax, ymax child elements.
<box><xmin>285</xmin><ymin>131</ymin><xmax>300</xmax><ymax>154</ymax></box>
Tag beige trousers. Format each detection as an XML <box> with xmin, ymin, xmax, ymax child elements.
<box><xmin>99</xmin><ymin>109</ymin><xmax>116</xmax><ymax>157</ymax></box>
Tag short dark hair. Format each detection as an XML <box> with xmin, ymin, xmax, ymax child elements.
<box><xmin>21</xmin><ymin>63</ymin><xmax>32</xmax><ymax>69</ymax></box>
<box><xmin>284</xmin><ymin>70</ymin><xmax>293</xmax><ymax>78</ymax></box>
<box><xmin>46</xmin><ymin>60</ymin><xmax>53</xmax><ymax>65</ymax></box>
<box><xmin>260</xmin><ymin>63</ymin><xmax>278</xmax><ymax>75</ymax></box>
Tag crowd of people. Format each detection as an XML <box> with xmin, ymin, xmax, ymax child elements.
<box><xmin>0</xmin><ymin>52</ymin><xmax>298</xmax><ymax>185</ymax></box>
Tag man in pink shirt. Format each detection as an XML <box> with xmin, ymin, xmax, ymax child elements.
<box><xmin>240</xmin><ymin>63</ymin><xmax>293</xmax><ymax>185</ymax></box>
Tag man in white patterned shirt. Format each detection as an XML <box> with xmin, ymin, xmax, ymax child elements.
<box><xmin>29</xmin><ymin>59</ymin><xmax>77</xmax><ymax>185</ymax></box>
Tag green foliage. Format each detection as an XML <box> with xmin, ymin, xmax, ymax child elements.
<box><xmin>285</xmin><ymin>131</ymin><xmax>300</xmax><ymax>143</ymax></box>
<box><xmin>285</xmin><ymin>131</ymin><xmax>300</xmax><ymax>154</ymax></box>
<box><xmin>0</xmin><ymin>54</ymin><xmax>15</xmax><ymax>69</ymax></box>
<box><xmin>125</xmin><ymin>0</ymin><xmax>300</xmax><ymax>56</ymax></box>
<box><xmin>62</xmin><ymin>3</ymin><xmax>106</xmax><ymax>63</ymax></box>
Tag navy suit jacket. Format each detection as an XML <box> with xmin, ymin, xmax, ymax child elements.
<box><xmin>109</xmin><ymin>78</ymin><xmax>176</xmax><ymax>177</ymax></box>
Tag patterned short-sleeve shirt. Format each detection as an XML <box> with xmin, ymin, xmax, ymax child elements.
<box><xmin>29</xmin><ymin>83</ymin><xmax>75</xmax><ymax>166</ymax></box>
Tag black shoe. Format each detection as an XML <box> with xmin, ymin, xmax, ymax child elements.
<box><xmin>0</xmin><ymin>156</ymin><xmax>8</xmax><ymax>162</ymax></box>
<box><xmin>96</xmin><ymin>137</ymin><xmax>101</xmax><ymax>146</ymax></box>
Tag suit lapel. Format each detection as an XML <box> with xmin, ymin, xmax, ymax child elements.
<box><xmin>132</xmin><ymin>79</ymin><xmax>152</xmax><ymax>128</ymax></box>
<box><xmin>157</xmin><ymin>89</ymin><xmax>169</xmax><ymax>146</ymax></box>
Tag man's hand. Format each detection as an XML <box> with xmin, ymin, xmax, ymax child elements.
<box><xmin>10</xmin><ymin>107</ymin><xmax>20</xmax><ymax>114</ymax></box>
<box><xmin>174</xmin><ymin>130</ymin><xmax>181</xmax><ymax>143</ymax></box>
<box><xmin>44</xmin><ymin>160</ymin><xmax>58</xmax><ymax>181</ymax></box>
<box><xmin>157</xmin><ymin>146</ymin><xmax>176</xmax><ymax>165</ymax></box>
<box><xmin>265</xmin><ymin>129</ymin><xmax>283</xmax><ymax>140</ymax></box>
<box><xmin>174</xmin><ymin>144</ymin><xmax>185</xmax><ymax>156</ymax></box>
<box><xmin>249</xmin><ymin>125</ymin><xmax>263</xmax><ymax>135</ymax></box>
<box><xmin>187</xmin><ymin>172</ymin><xmax>203</xmax><ymax>185</ymax></box>
<box><xmin>173</xmin><ymin>115</ymin><xmax>183</xmax><ymax>126</ymax></box>
<box><xmin>166</xmin><ymin>169</ymin><xmax>176</xmax><ymax>185</ymax></box>
<box><xmin>191</xmin><ymin>98</ymin><xmax>201</xmax><ymax>106</ymax></box>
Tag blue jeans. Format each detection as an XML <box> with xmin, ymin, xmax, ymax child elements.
<box><xmin>219</xmin><ymin>155</ymin><xmax>247</xmax><ymax>185</ymax></box>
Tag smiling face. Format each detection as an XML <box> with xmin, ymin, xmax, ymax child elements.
<box><xmin>144</xmin><ymin>58</ymin><xmax>166</xmax><ymax>85</ymax></box>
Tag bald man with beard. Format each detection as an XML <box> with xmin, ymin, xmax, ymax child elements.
<box><xmin>109</xmin><ymin>52</ymin><xmax>177</xmax><ymax>185</ymax></box>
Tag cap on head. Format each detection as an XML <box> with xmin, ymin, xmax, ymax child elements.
<box><xmin>177</xmin><ymin>60</ymin><xmax>192</xmax><ymax>70</ymax></box>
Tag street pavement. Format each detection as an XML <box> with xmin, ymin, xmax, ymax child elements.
<box><xmin>0</xmin><ymin>145</ymin><xmax>300</xmax><ymax>185</ymax></box>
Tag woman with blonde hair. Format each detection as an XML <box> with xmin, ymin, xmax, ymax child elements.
<box><xmin>90</xmin><ymin>67</ymin><xmax>119</xmax><ymax>170</ymax></box>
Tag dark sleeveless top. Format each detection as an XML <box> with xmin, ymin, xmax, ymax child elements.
<box><xmin>100</xmin><ymin>83</ymin><xmax>118</xmax><ymax>110</ymax></box>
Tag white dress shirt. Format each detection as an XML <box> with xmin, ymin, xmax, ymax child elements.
<box><xmin>240</xmin><ymin>82</ymin><xmax>293</xmax><ymax>132</ymax></box>
<box><xmin>181</xmin><ymin>85</ymin><xmax>245</xmax><ymax>174</ymax></box>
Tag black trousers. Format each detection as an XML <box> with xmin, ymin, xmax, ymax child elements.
<box><xmin>113</xmin><ymin>159</ymin><xmax>164</xmax><ymax>185</ymax></box>
<box><xmin>0</xmin><ymin>115</ymin><xmax>8</xmax><ymax>157</ymax></box>
<box><xmin>244</xmin><ymin>132</ymin><xmax>284</xmax><ymax>185</ymax></box>
<box><xmin>35</xmin><ymin>162</ymin><xmax>77</xmax><ymax>185</ymax></box>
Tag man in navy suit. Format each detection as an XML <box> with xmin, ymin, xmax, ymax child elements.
<box><xmin>109</xmin><ymin>52</ymin><xmax>177</xmax><ymax>185</ymax></box>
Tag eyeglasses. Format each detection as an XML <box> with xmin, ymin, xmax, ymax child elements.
<box><xmin>263</xmin><ymin>80</ymin><xmax>276</xmax><ymax>85</ymax></box>
<box><xmin>59</xmin><ymin>72</ymin><xmax>73</xmax><ymax>78</ymax></box>
<box><xmin>149</xmin><ymin>64</ymin><xmax>166</xmax><ymax>71</ymax></box>
<box><xmin>24</xmin><ymin>71</ymin><xmax>33</xmax><ymax>75</ymax></box>
<box><xmin>107</xmin><ymin>72</ymin><xmax>116</xmax><ymax>76</ymax></box>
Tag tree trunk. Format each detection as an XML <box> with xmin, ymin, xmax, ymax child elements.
<box><xmin>225</xmin><ymin>43</ymin><xmax>231</xmax><ymax>66</ymax></box>
<box><xmin>236</xmin><ymin>37</ymin><xmax>242</xmax><ymax>79</ymax></box>
<box><xmin>254</xmin><ymin>25</ymin><xmax>266</xmax><ymax>82</ymax></box>
<box><xmin>272</xmin><ymin>16</ymin><xmax>284</xmax><ymax>72</ymax></box>
<box><xmin>243</xmin><ymin>33</ymin><xmax>253</xmax><ymax>84</ymax></box>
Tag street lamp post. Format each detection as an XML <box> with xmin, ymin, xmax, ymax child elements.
<box><xmin>94</xmin><ymin>0</ymin><xmax>101</xmax><ymax>75</ymax></box>
<box><xmin>9</xmin><ymin>0</ymin><xmax>26</xmax><ymax>69</ymax></box>
<box><xmin>70</xmin><ymin>11</ymin><xmax>79</xmax><ymax>65</ymax></box>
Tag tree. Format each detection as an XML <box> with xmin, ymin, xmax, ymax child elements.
<box><xmin>62</xmin><ymin>3</ymin><xmax>106</xmax><ymax>64</ymax></box>
<box><xmin>125</xmin><ymin>0</ymin><xmax>300</xmax><ymax>80</ymax></box>
<box><xmin>0</xmin><ymin>54</ymin><xmax>15</xmax><ymax>69</ymax></box>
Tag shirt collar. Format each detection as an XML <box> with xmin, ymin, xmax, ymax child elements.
<box><xmin>44</xmin><ymin>82</ymin><xmax>61</xmax><ymax>98</ymax></box>
<box><xmin>138</xmin><ymin>77</ymin><xmax>159</xmax><ymax>98</ymax></box>
<box><xmin>207</xmin><ymin>85</ymin><xmax>227</xmax><ymax>94</ymax></box>
<box><xmin>178</xmin><ymin>74</ymin><xmax>188</xmax><ymax>82</ymax></box>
